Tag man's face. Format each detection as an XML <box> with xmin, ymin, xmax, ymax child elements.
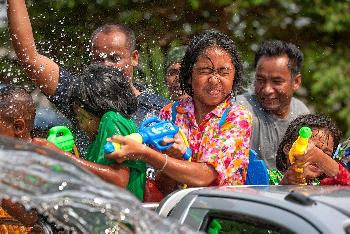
<box><xmin>91</xmin><ymin>30</ymin><xmax>139</xmax><ymax>80</ymax></box>
<box><xmin>254</xmin><ymin>55</ymin><xmax>301</xmax><ymax>118</ymax></box>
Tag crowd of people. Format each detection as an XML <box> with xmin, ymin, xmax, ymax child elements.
<box><xmin>1</xmin><ymin>0</ymin><xmax>350</xmax><ymax>231</ymax></box>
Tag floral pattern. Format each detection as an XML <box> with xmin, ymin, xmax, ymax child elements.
<box><xmin>159</xmin><ymin>97</ymin><xmax>252</xmax><ymax>185</ymax></box>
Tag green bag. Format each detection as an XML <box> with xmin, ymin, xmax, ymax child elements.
<box><xmin>85</xmin><ymin>111</ymin><xmax>146</xmax><ymax>201</ymax></box>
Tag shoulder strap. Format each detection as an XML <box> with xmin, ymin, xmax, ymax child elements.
<box><xmin>171</xmin><ymin>101</ymin><xmax>179</xmax><ymax>124</ymax></box>
<box><xmin>219</xmin><ymin>106</ymin><xmax>231</xmax><ymax>130</ymax></box>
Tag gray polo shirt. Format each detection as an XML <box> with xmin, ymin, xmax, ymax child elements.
<box><xmin>236</xmin><ymin>93</ymin><xmax>310</xmax><ymax>169</ymax></box>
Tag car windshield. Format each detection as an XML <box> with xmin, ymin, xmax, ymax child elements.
<box><xmin>0</xmin><ymin>137</ymin><xmax>191</xmax><ymax>233</ymax></box>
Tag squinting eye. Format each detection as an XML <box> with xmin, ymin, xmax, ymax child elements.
<box><xmin>218</xmin><ymin>68</ymin><xmax>230</xmax><ymax>76</ymax></box>
<box><xmin>198</xmin><ymin>68</ymin><xmax>213</xmax><ymax>75</ymax></box>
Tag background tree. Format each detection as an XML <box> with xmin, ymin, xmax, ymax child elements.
<box><xmin>0</xmin><ymin>0</ymin><xmax>349</xmax><ymax>137</ymax></box>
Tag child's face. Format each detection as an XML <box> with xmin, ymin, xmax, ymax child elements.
<box><xmin>304</xmin><ymin>128</ymin><xmax>334</xmax><ymax>180</ymax></box>
<box><xmin>73</xmin><ymin>103</ymin><xmax>100</xmax><ymax>140</ymax></box>
<box><xmin>190</xmin><ymin>46</ymin><xmax>235</xmax><ymax>107</ymax></box>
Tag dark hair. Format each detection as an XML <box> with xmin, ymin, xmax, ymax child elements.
<box><xmin>276</xmin><ymin>114</ymin><xmax>342</xmax><ymax>172</ymax></box>
<box><xmin>91</xmin><ymin>24</ymin><xmax>136</xmax><ymax>52</ymax></box>
<box><xmin>0</xmin><ymin>85</ymin><xmax>36</xmax><ymax>131</ymax></box>
<box><xmin>73</xmin><ymin>64</ymin><xmax>138</xmax><ymax>118</ymax></box>
<box><xmin>254</xmin><ymin>40</ymin><xmax>304</xmax><ymax>78</ymax></box>
<box><xmin>180</xmin><ymin>30</ymin><xmax>243</xmax><ymax>97</ymax></box>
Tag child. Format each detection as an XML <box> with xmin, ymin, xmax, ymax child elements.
<box><xmin>35</xmin><ymin>64</ymin><xmax>146</xmax><ymax>201</ymax></box>
<box><xmin>275</xmin><ymin>114</ymin><xmax>350</xmax><ymax>185</ymax></box>
<box><xmin>106</xmin><ymin>30</ymin><xmax>252</xmax><ymax>195</ymax></box>
<box><xmin>0</xmin><ymin>85</ymin><xmax>37</xmax><ymax>233</ymax></box>
<box><xmin>0</xmin><ymin>85</ymin><xmax>35</xmax><ymax>141</ymax></box>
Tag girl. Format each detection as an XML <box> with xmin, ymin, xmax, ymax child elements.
<box><xmin>107</xmin><ymin>30</ymin><xmax>252</xmax><ymax>193</ymax></box>
<box><xmin>275</xmin><ymin>114</ymin><xmax>350</xmax><ymax>185</ymax></box>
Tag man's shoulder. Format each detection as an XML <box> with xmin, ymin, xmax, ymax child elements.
<box><xmin>291</xmin><ymin>97</ymin><xmax>310</xmax><ymax>114</ymax></box>
<box><xmin>235</xmin><ymin>93</ymin><xmax>262</xmax><ymax>114</ymax></box>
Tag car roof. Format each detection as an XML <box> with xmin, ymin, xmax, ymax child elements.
<box><xmin>188</xmin><ymin>185</ymin><xmax>350</xmax><ymax>216</ymax></box>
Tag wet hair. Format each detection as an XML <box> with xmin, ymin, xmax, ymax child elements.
<box><xmin>72</xmin><ymin>64</ymin><xmax>138</xmax><ymax>118</ymax></box>
<box><xmin>91</xmin><ymin>24</ymin><xmax>136</xmax><ymax>52</ymax></box>
<box><xmin>276</xmin><ymin>114</ymin><xmax>341</xmax><ymax>172</ymax></box>
<box><xmin>254</xmin><ymin>40</ymin><xmax>304</xmax><ymax>78</ymax></box>
<box><xmin>0</xmin><ymin>85</ymin><xmax>36</xmax><ymax>132</ymax></box>
<box><xmin>180</xmin><ymin>30</ymin><xmax>244</xmax><ymax>97</ymax></box>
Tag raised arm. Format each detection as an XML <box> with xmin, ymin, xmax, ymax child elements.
<box><xmin>7</xmin><ymin>0</ymin><xmax>59</xmax><ymax>96</ymax></box>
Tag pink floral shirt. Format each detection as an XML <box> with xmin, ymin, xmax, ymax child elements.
<box><xmin>159</xmin><ymin>97</ymin><xmax>252</xmax><ymax>185</ymax></box>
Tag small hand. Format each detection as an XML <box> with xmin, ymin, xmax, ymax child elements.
<box><xmin>280</xmin><ymin>163</ymin><xmax>306</xmax><ymax>185</ymax></box>
<box><xmin>301</xmin><ymin>142</ymin><xmax>339</xmax><ymax>177</ymax></box>
<box><xmin>105</xmin><ymin>136</ymin><xmax>147</xmax><ymax>163</ymax></box>
<box><xmin>162</xmin><ymin>133</ymin><xmax>187</xmax><ymax>159</ymax></box>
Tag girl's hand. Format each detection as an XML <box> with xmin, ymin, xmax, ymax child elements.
<box><xmin>280</xmin><ymin>164</ymin><xmax>306</xmax><ymax>185</ymax></box>
<box><xmin>105</xmin><ymin>136</ymin><xmax>147</xmax><ymax>163</ymax></box>
<box><xmin>162</xmin><ymin>133</ymin><xmax>187</xmax><ymax>159</ymax></box>
<box><xmin>301</xmin><ymin>143</ymin><xmax>339</xmax><ymax>177</ymax></box>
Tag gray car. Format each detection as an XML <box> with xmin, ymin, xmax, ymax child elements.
<box><xmin>156</xmin><ymin>186</ymin><xmax>350</xmax><ymax>234</ymax></box>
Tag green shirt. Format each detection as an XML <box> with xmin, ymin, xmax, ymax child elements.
<box><xmin>85</xmin><ymin>111</ymin><xmax>146</xmax><ymax>201</ymax></box>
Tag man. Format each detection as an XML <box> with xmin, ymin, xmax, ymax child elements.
<box><xmin>7</xmin><ymin>0</ymin><xmax>169</xmax><ymax>155</ymax></box>
<box><xmin>164</xmin><ymin>46</ymin><xmax>189</xmax><ymax>101</ymax></box>
<box><xmin>236</xmin><ymin>40</ymin><xmax>310</xmax><ymax>169</ymax></box>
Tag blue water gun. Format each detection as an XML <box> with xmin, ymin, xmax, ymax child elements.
<box><xmin>104</xmin><ymin>117</ymin><xmax>192</xmax><ymax>160</ymax></box>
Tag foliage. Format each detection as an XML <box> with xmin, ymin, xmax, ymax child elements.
<box><xmin>0</xmin><ymin>0</ymin><xmax>349</xmax><ymax>136</ymax></box>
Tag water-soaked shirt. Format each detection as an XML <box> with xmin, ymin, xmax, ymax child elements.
<box><xmin>159</xmin><ymin>97</ymin><xmax>252</xmax><ymax>185</ymax></box>
<box><xmin>47</xmin><ymin>68</ymin><xmax>169</xmax><ymax>157</ymax></box>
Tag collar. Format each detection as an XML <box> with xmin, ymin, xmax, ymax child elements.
<box><xmin>179</xmin><ymin>97</ymin><xmax>232</xmax><ymax>119</ymax></box>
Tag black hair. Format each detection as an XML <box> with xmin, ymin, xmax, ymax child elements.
<box><xmin>0</xmin><ymin>85</ymin><xmax>36</xmax><ymax>131</ymax></box>
<box><xmin>91</xmin><ymin>24</ymin><xmax>136</xmax><ymax>52</ymax></box>
<box><xmin>180</xmin><ymin>30</ymin><xmax>244</xmax><ymax>97</ymax></box>
<box><xmin>254</xmin><ymin>40</ymin><xmax>304</xmax><ymax>78</ymax></box>
<box><xmin>276</xmin><ymin>114</ymin><xmax>342</xmax><ymax>172</ymax></box>
<box><xmin>72</xmin><ymin>64</ymin><xmax>138</xmax><ymax>118</ymax></box>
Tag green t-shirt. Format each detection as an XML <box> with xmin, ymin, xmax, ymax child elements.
<box><xmin>85</xmin><ymin>111</ymin><xmax>146</xmax><ymax>201</ymax></box>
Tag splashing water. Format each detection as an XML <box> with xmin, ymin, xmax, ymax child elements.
<box><xmin>0</xmin><ymin>137</ymin><xmax>192</xmax><ymax>233</ymax></box>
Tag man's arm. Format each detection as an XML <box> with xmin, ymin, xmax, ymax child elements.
<box><xmin>7</xmin><ymin>0</ymin><xmax>59</xmax><ymax>96</ymax></box>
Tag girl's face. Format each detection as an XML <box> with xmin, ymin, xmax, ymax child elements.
<box><xmin>190</xmin><ymin>46</ymin><xmax>235</xmax><ymax>107</ymax></box>
<box><xmin>304</xmin><ymin>128</ymin><xmax>334</xmax><ymax>180</ymax></box>
<box><xmin>73</xmin><ymin>103</ymin><xmax>100</xmax><ymax>140</ymax></box>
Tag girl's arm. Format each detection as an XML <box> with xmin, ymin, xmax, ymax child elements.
<box><xmin>106</xmin><ymin>136</ymin><xmax>218</xmax><ymax>187</ymax></box>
